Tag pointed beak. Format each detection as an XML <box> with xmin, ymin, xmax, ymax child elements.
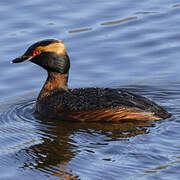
<box><xmin>11</xmin><ymin>55</ymin><xmax>33</xmax><ymax>63</ymax></box>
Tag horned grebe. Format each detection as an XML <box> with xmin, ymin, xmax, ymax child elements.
<box><xmin>11</xmin><ymin>39</ymin><xmax>171</xmax><ymax>121</ymax></box>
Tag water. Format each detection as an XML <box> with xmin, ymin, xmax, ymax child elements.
<box><xmin>0</xmin><ymin>0</ymin><xmax>180</xmax><ymax>179</ymax></box>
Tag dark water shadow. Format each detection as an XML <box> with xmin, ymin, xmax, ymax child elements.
<box><xmin>18</xmin><ymin>114</ymin><xmax>153</xmax><ymax>178</ymax></box>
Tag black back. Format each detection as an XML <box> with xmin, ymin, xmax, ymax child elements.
<box><xmin>41</xmin><ymin>87</ymin><xmax>170</xmax><ymax>119</ymax></box>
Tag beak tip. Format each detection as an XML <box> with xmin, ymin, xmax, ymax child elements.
<box><xmin>10</xmin><ymin>55</ymin><xmax>32</xmax><ymax>64</ymax></box>
<box><xmin>10</xmin><ymin>55</ymin><xmax>31</xmax><ymax>64</ymax></box>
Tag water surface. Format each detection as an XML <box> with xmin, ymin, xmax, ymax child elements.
<box><xmin>1</xmin><ymin>0</ymin><xmax>180</xmax><ymax>179</ymax></box>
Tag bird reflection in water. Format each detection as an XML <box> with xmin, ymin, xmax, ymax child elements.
<box><xmin>19</xmin><ymin>116</ymin><xmax>154</xmax><ymax>179</ymax></box>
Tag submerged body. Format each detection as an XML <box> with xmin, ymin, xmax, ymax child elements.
<box><xmin>11</xmin><ymin>39</ymin><xmax>171</xmax><ymax>122</ymax></box>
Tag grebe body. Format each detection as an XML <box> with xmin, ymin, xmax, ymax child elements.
<box><xmin>11</xmin><ymin>39</ymin><xmax>171</xmax><ymax>122</ymax></box>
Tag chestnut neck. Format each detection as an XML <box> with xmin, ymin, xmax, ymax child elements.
<box><xmin>38</xmin><ymin>71</ymin><xmax>69</xmax><ymax>100</ymax></box>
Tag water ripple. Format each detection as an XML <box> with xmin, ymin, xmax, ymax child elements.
<box><xmin>0</xmin><ymin>98</ymin><xmax>43</xmax><ymax>155</ymax></box>
<box><xmin>1</xmin><ymin>0</ymin><xmax>180</xmax><ymax>179</ymax></box>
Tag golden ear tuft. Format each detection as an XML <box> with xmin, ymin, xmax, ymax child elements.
<box><xmin>58</xmin><ymin>40</ymin><xmax>64</xmax><ymax>44</ymax></box>
<box><xmin>35</xmin><ymin>40</ymin><xmax>67</xmax><ymax>56</ymax></box>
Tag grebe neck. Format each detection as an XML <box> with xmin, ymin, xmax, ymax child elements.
<box><xmin>38</xmin><ymin>71</ymin><xmax>69</xmax><ymax>100</ymax></box>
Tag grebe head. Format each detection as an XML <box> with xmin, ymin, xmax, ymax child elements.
<box><xmin>11</xmin><ymin>39</ymin><xmax>70</xmax><ymax>74</ymax></box>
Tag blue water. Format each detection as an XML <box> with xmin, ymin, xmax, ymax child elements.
<box><xmin>0</xmin><ymin>0</ymin><xmax>180</xmax><ymax>179</ymax></box>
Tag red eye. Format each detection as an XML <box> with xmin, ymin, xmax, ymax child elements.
<box><xmin>33</xmin><ymin>50</ymin><xmax>41</xmax><ymax>57</ymax></box>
